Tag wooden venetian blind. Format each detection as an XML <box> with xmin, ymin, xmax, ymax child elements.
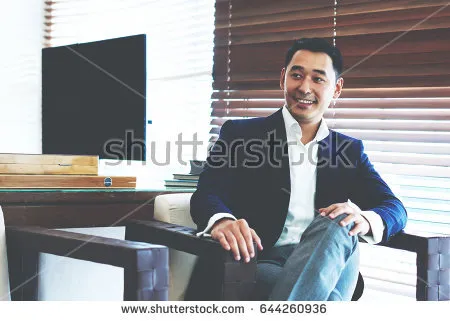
<box><xmin>211</xmin><ymin>0</ymin><xmax>335</xmax><ymax>130</ymax></box>
<box><xmin>335</xmin><ymin>0</ymin><xmax>450</xmax><ymax>237</ymax></box>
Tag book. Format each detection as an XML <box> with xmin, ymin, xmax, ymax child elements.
<box><xmin>164</xmin><ymin>179</ymin><xmax>198</xmax><ymax>188</ymax></box>
<box><xmin>172</xmin><ymin>173</ymin><xmax>200</xmax><ymax>181</ymax></box>
<box><xmin>0</xmin><ymin>154</ymin><xmax>98</xmax><ymax>175</ymax></box>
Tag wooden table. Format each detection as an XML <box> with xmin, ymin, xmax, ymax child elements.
<box><xmin>0</xmin><ymin>188</ymin><xmax>194</xmax><ymax>228</ymax></box>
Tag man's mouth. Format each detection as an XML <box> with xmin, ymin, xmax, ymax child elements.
<box><xmin>295</xmin><ymin>98</ymin><xmax>316</xmax><ymax>104</ymax></box>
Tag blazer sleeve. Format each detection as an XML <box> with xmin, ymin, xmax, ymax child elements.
<box><xmin>190</xmin><ymin>120</ymin><xmax>236</xmax><ymax>231</ymax></box>
<box><xmin>351</xmin><ymin>140</ymin><xmax>407</xmax><ymax>243</ymax></box>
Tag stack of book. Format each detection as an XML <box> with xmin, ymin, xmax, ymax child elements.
<box><xmin>0</xmin><ymin>153</ymin><xmax>136</xmax><ymax>188</ymax></box>
<box><xmin>164</xmin><ymin>160</ymin><xmax>205</xmax><ymax>189</ymax></box>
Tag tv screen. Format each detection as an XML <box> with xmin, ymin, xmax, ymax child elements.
<box><xmin>42</xmin><ymin>34</ymin><xmax>146</xmax><ymax>161</ymax></box>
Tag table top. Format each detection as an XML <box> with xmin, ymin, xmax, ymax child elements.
<box><xmin>0</xmin><ymin>187</ymin><xmax>196</xmax><ymax>205</ymax></box>
<box><xmin>0</xmin><ymin>187</ymin><xmax>195</xmax><ymax>227</ymax></box>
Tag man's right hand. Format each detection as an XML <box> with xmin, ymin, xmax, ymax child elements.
<box><xmin>210</xmin><ymin>218</ymin><xmax>263</xmax><ymax>263</ymax></box>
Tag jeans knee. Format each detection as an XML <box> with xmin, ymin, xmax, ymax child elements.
<box><xmin>315</xmin><ymin>213</ymin><xmax>353</xmax><ymax>229</ymax></box>
<box><xmin>302</xmin><ymin>214</ymin><xmax>357</xmax><ymax>244</ymax></box>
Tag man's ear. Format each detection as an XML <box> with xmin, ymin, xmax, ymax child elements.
<box><xmin>333</xmin><ymin>77</ymin><xmax>344</xmax><ymax>99</ymax></box>
<box><xmin>280</xmin><ymin>68</ymin><xmax>286</xmax><ymax>91</ymax></box>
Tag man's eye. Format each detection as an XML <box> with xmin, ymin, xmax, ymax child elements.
<box><xmin>292</xmin><ymin>73</ymin><xmax>303</xmax><ymax>79</ymax></box>
<box><xmin>314</xmin><ymin>77</ymin><xmax>325</xmax><ymax>83</ymax></box>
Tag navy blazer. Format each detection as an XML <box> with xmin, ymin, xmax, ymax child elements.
<box><xmin>191</xmin><ymin>108</ymin><xmax>407</xmax><ymax>248</ymax></box>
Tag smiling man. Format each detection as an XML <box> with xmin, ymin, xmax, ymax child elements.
<box><xmin>189</xmin><ymin>38</ymin><xmax>407</xmax><ymax>301</ymax></box>
<box><xmin>281</xmin><ymin>49</ymin><xmax>343</xmax><ymax>144</ymax></box>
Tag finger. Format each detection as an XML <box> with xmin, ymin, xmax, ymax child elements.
<box><xmin>328</xmin><ymin>205</ymin><xmax>353</xmax><ymax>218</ymax></box>
<box><xmin>322</xmin><ymin>203</ymin><xmax>344</xmax><ymax>216</ymax></box>
<box><xmin>237</xmin><ymin>220</ymin><xmax>254</xmax><ymax>258</ymax></box>
<box><xmin>350</xmin><ymin>220</ymin><xmax>369</xmax><ymax>236</ymax></box>
<box><xmin>339</xmin><ymin>214</ymin><xmax>357</xmax><ymax>226</ymax></box>
<box><xmin>349</xmin><ymin>222</ymin><xmax>363</xmax><ymax>236</ymax></box>
<box><xmin>234</xmin><ymin>232</ymin><xmax>250</xmax><ymax>262</ymax></box>
<box><xmin>327</xmin><ymin>207</ymin><xmax>347</xmax><ymax>219</ymax></box>
<box><xmin>250</xmin><ymin>229</ymin><xmax>263</xmax><ymax>251</ymax></box>
<box><xmin>214</xmin><ymin>232</ymin><xmax>230</xmax><ymax>251</ymax></box>
<box><xmin>225</xmin><ymin>231</ymin><xmax>240</xmax><ymax>260</ymax></box>
<box><xmin>240</xmin><ymin>225</ymin><xmax>255</xmax><ymax>258</ymax></box>
<box><xmin>319</xmin><ymin>203</ymin><xmax>341</xmax><ymax>216</ymax></box>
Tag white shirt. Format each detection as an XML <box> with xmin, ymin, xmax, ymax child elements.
<box><xmin>197</xmin><ymin>107</ymin><xmax>385</xmax><ymax>245</ymax></box>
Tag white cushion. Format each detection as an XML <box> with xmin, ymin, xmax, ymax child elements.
<box><xmin>0</xmin><ymin>206</ymin><xmax>11</xmax><ymax>301</ymax></box>
<box><xmin>154</xmin><ymin>193</ymin><xmax>197</xmax><ymax>301</ymax></box>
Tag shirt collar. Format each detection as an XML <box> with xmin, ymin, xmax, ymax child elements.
<box><xmin>281</xmin><ymin>105</ymin><xmax>330</xmax><ymax>142</ymax></box>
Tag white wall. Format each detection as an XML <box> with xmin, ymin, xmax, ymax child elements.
<box><xmin>0</xmin><ymin>1</ymin><xmax>43</xmax><ymax>153</ymax></box>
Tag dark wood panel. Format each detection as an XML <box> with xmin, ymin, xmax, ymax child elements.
<box><xmin>0</xmin><ymin>190</ymin><xmax>192</xmax><ymax>228</ymax></box>
<box><xmin>0</xmin><ymin>190</ymin><xmax>163</xmax><ymax>205</ymax></box>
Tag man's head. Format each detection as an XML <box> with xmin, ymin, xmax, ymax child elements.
<box><xmin>280</xmin><ymin>38</ymin><xmax>344</xmax><ymax>125</ymax></box>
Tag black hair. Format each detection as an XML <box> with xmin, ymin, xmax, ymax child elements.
<box><xmin>284</xmin><ymin>38</ymin><xmax>343</xmax><ymax>79</ymax></box>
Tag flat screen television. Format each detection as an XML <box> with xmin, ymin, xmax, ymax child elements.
<box><xmin>42</xmin><ymin>34</ymin><xmax>146</xmax><ymax>161</ymax></box>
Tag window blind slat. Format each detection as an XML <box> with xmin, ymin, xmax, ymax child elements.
<box><xmin>216</xmin><ymin>0</ymin><xmax>335</xmax><ymax>20</ymax></box>
<box><xmin>339</xmin><ymin>130</ymin><xmax>450</xmax><ymax>143</ymax></box>
<box><xmin>367</xmin><ymin>151</ymin><xmax>450</xmax><ymax>167</ymax></box>
<box><xmin>212</xmin><ymin>87</ymin><xmax>450</xmax><ymax>99</ymax></box>
<box><xmin>212</xmin><ymin>105</ymin><xmax>450</xmax><ymax>119</ymax></box>
<box><xmin>373</xmin><ymin>163</ymin><xmax>450</xmax><ymax>178</ymax></box>
<box><xmin>328</xmin><ymin>119</ymin><xmax>450</xmax><ymax>132</ymax></box>
<box><xmin>363</xmin><ymin>141</ymin><xmax>450</xmax><ymax>155</ymax></box>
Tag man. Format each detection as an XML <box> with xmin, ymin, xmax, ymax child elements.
<box><xmin>189</xmin><ymin>38</ymin><xmax>407</xmax><ymax>301</ymax></box>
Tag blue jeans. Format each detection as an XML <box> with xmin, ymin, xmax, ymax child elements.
<box><xmin>253</xmin><ymin>214</ymin><xmax>360</xmax><ymax>301</ymax></box>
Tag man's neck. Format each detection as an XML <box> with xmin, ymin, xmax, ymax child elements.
<box><xmin>299</xmin><ymin>120</ymin><xmax>321</xmax><ymax>145</ymax></box>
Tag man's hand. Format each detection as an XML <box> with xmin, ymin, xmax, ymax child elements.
<box><xmin>318</xmin><ymin>202</ymin><xmax>371</xmax><ymax>236</ymax></box>
<box><xmin>211</xmin><ymin>218</ymin><xmax>263</xmax><ymax>263</ymax></box>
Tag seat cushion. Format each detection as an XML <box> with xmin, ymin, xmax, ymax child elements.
<box><xmin>0</xmin><ymin>206</ymin><xmax>11</xmax><ymax>300</ymax></box>
<box><xmin>154</xmin><ymin>193</ymin><xmax>195</xmax><ymax>228</ymax></box>
<box><xmin>154</xmin><ymin>193</ymin><xmax>197</xmax><ymax>300</ymax></box>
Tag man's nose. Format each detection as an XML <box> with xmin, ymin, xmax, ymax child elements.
<box><xmin>298</xmin><ymin>79</ymin><xmax>312</xmax><ymax>94</ymax></box>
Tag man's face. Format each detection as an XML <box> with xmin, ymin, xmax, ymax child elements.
<box><xmin>280</xmin><ymin>50</ymin><xmax>343</xmax><ymax>125</ymax></box>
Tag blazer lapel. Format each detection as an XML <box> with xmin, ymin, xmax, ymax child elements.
<box><xmin>264</xmin><ymin>109</ymin><xmax>291</xmax><ymax>197</ymax></box>
<box><xmin>315</xmin><ymin>132</ymin><xmax>333</xmax><ymax>209</ymax></box>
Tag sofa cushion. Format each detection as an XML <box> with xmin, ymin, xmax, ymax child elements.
<box><xmin>154</xmin><ymin>193</ymin><xmax>197</xmax><ymax>300</ymax></box>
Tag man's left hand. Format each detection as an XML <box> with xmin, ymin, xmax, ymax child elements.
<box><xmin>318</xmin><ymin>202</ymin><xmax>371</xmax><ymax>236</ymax></box>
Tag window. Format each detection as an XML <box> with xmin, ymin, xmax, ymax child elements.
<box><xmin>211</xmin><ymin>0</ymin><xmax>450</xmax><ymax>299</ymax></box>
<box><xmin>44</xmin><ymin>0</ymin><xmax>215</xmax><ymax>176</ymax></box>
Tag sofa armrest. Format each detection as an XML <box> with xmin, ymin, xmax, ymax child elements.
<box><xmin>381</xmin><ymin>231</ymin><xmax>450</xmax><ymax>301</ymax></box>
<box><xmin>6</xmin><ymin>225</ymin><xmax>168</xmax><ymax>301</ymax></box>
<box><xmin>125</xmin><ymin>219</ymin><xmax>257</xmax><ymax>300</ymax></box>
